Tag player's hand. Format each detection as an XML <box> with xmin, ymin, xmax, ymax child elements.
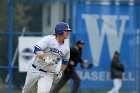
<box><xmin>44</xmin><ymin>57</ymin><xmax>53</xmax><ymax>64</ymax></box>
<box><xmin>56</xmin><ymin>69</ymin><xmax>63</xmax><ymax>79</ymax></box>
<box><xmin>81</xmin><ymin>60</ymin><xmax>93</xmax><ymax>69</ymax></box>
<box><xmin>70</xmin><ymin>61</ymin><xmax>75</xmax><ymax>66</ymax></box>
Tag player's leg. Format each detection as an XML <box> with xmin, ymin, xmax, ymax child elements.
<box><xmin>37</xmin><ymin>73</ymin><xmax>54</xmax><ymax>93</ymax></box>
<box><xmin>71</xmin><ymin>68</ymin><xmax>81</xmax><ymax>93</ymax></box>
<box><xmin>107</xmin><ymin>79</ymin><xmax>116</xmax><ymax>93</ymax></box>
<box><xmin>22</xmin><ymin>66</ymin><xmax>40</xmax><ymax>93</ymax></box>
<box><xmin>108</xmin><ymin>78</ymin><xmax>121</xmax><ymax>93</ymax></box>
<box><xmin>114</xmin><ymin>79</ymin><xmax>122</xmax><ymax>93</ymax></box>
<box><xmin>108</xmin><ymin>88</ymin><xmax>116</xmax><ymax>93</ymax></box>
<box><xmin>50</xmin><ymin>73</ymin><xmax>70</xmax><ymax>93</ymax></box>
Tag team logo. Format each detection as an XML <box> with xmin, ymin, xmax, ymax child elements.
<box><xmin>50</xmin><ymin>48</ymin><xmax>64</xmax><ymax>57</ymax></box>
<box><xmin>21</xmin><ymin>48</ymin><xmax>33</xmax><ymax>61</ymax></box>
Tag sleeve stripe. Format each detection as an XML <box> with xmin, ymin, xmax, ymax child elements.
<box><xmin>62</xmin><ymin>59</ymin><xmax>69</xmax><ymax>62</ymax></box>
<box><xmin>62</xmin><ymin>60</ymin><xmax>69</xmax><ymax>65</ymax></box>
<box><xmin>34</xmin><ymin>44</ymin><xmax>41</xmax><ymax>49</ymax></box>
<box><xmin>34</xmin><ymin>46</ymin><xmax>42</xmax><ymax>54</ymax></box>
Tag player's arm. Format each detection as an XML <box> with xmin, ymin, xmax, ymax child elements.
<box><xmin>60</xmin><ymin>49</ymin><xmax>70</xmax><ymax>71</ymax></box>
<box><xmin>55</xmin><ymin>59</ymin><xmax>69</xmax><ymax>79</ymax></box>
<box><xmin>78</xmin><ymin>56</ymin><xmax>86</xmax><ymax>68</ymax></box>
<box><xmin>55</xmin><ymin>50</ymin><xmax>70</xmax><ymax>79</ymax></box>
<box><xmin>33</xmin><ymin>36</ymin><xmax>51</xmax><ymax>62</ymax></box>
<box><xmin>34</xmin><ymin>45</ymin><xmax>46</xmax><ymax>60</ymax></box>
<box><xmin>34</xmin><ymin>45</ymin><xmax>54</xmax><ymax>64</ymax></box>
<box><xmin>61</xmin><ymin>59</ymin><xmax>69</xmax><ymax>71</ymax></box>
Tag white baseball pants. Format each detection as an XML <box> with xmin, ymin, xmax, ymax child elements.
<box><xmin>22</xmin><ymin>65</ymin><xmax>54</xmax><ymax>93</ymax></box>
<box><xmin>107</xmin><ymin>78</ymin><xmax>122</xmax><ymax>93</ymax></box>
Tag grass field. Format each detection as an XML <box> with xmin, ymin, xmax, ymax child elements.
<box><xmin>0</xmin><ymin>89</ymin><xmax>129</xmax><ymax>93</ymax></box>
<box><xmin>0</xmin><ymin>83</ymin><xmax>130</xmax><ymax>93</ymax></box>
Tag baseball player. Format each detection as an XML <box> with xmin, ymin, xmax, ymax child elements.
<box><xmin>107</xmin><ymin>51</ymin><xmax>125</xmax><ymax>93</ymax></box>
<box><xmin>50</xmin><ymin>40</ymin><xmax>93</xmax><ymax>93</ymax></box>
<box><xmin>22</xmin><ymin>22</ymin><xmax>71</xmax><ymax>93</ymax></box>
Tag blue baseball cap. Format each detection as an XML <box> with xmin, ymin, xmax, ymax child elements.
<box><xmin>55</xmin><ymin>22</ymin><xmax>71</xmax><ymax>31</ymax></box>
<box><xmin>55</xmin><ymin>22</ymin><xmax>71</xmax><ymax>35</ymax></box>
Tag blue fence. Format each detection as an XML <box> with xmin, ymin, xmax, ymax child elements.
<box><xmin>70</xmin><ymin>0</ymin><xmax>140</xmax><ymax>92</ymax></box>
<box><xmin>0</xmin><ymin>0</ymin><xmax>140</xmax><ymax>93</ymax></box>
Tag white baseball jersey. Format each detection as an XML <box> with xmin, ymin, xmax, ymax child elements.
<box><xmin>33</xmin><ymin>35</ymin><xmax>70</xmax><ymax>73</ymax></box>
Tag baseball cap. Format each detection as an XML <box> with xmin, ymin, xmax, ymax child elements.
<box><xmin>76</xmin><ymin>40</ymin><xmax>85</xmax><ymax>45</ymax></box>
<box><xmin>114</xmin><ymin>51</ymin><xmax>120</xmax><ymax>55</ymax></box>
<box><xmin>55</xmin><ymin>22</ymin><xmax>71</xmax><ymax>31</ymax></box>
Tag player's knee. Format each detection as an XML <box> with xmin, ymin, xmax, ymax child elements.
<box><xmin>37</xmin><ymin>90</ymin><xmax>49</xmax><ymax>93</ymax></box>
<box><xmin>37</xmin><ymin>89</ymin><xmax>49</xmax><ymax>93</ymax></box>
<box><xmin>22</xmin><ymin>87</ymin><xmax>30</xmax><ymax>93</ymax></box>
<box><xmin>74</xmin><ymin>79</ymin><xmax>81</xmax><ymax>87</ymax></box>
<box><xmin>114</xmin><ymin>87</ymin><xmax>119</xmax><ymax>92</ymax></box>
<box><xmin>76</xmin><ymin>78</ymin><xmax>81</xmax><ymax>84</ymax></box>
<box><xmin>22</xmin><ymin>90</ymin><xmax>29</xmax><ymax>93</ymax></box>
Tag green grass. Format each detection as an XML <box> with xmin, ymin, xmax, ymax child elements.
<box><xmin>0</xmin><ymin>83</ymin><xmax>131</xmax><ymax>93</ymax></box>
<box><xmin>56</xmin><ymin>83</ymin><xmax>129</xmax><ymax>93</ymax></box>
<box><xmin>80</xmin><ymin>90</ymin><xmax>129</xmax><ymax>93</ymax></box>
<box><xmin>0</xmin><ymin>88</ymin><xmax>21</xmax><ymax>93</ymax></box>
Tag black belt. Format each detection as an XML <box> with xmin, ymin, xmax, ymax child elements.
<box><xmin>32</xmin><ymin>64</ymin><xmax>51</xmax><ymax>73</ymax></box>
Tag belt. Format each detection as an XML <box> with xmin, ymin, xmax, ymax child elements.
<box><xmin>32</xmin><ymin>64</ymin><xmax>54</xmax><ymax>73</ymax></box>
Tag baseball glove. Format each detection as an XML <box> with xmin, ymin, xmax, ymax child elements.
<box><xmin>81</xmin><ymin>63</ymin><xmax>93</xmax><ymax>69</ymax></box>
<box><xmin>86</xmin><ymin>63</ymin><xmax>93</xmax><ymax>69</ymax></box>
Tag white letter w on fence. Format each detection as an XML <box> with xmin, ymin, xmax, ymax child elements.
<box><xmin>82</xmin><ymin>14</ymin><xmax>129</xmax><ymax>67</ymax></box>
